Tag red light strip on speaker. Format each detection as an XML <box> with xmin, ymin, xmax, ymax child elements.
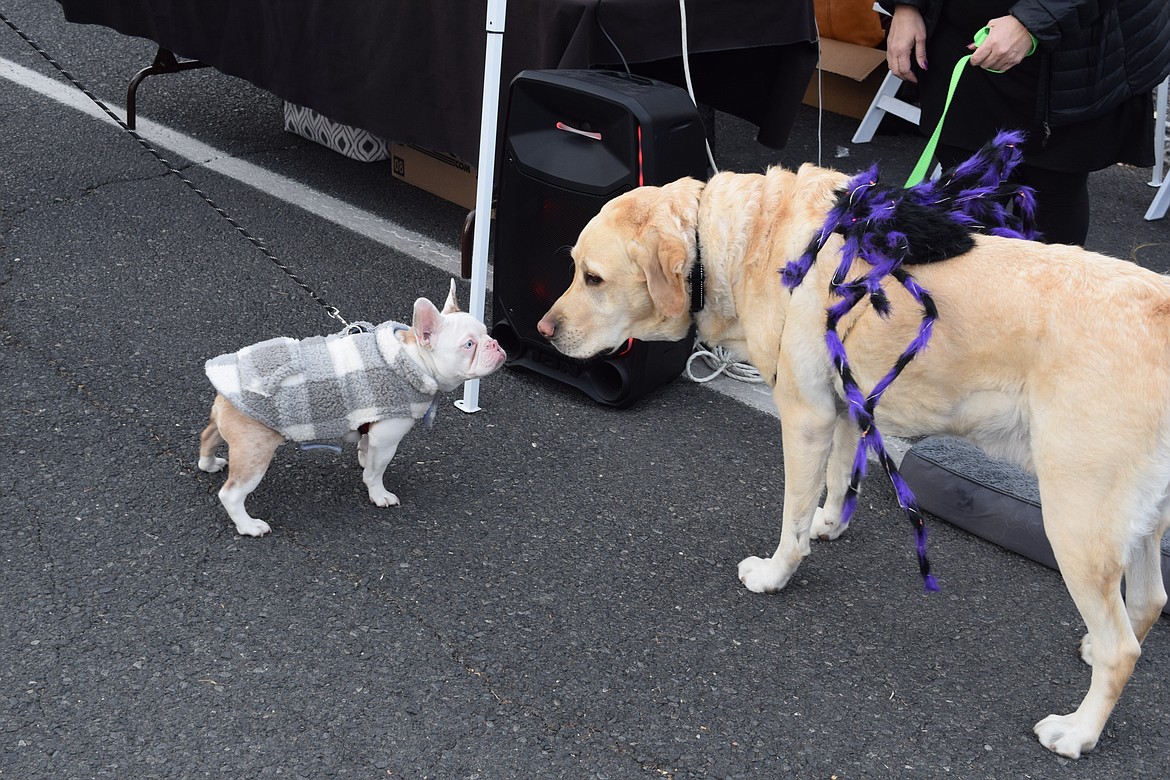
<box><xmin>555</xmin><ymin>121</ymin><xmax>602</xmax><ymax>141</ymax></box>
<box><xmin>637</xmin><ymin>125</ymin><xmax>644</xmax><ymax>187</ymax></box>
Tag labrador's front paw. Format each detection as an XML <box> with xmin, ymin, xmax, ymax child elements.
<box><xmin>1034</xmin><ymin>712</ymin><xmax>1098</xmax><ymax>759</ymax></box>
<box><xmin>737</xmin><ymin>555</ymin><xmax>794</xmax><ymax>594</ymax></box>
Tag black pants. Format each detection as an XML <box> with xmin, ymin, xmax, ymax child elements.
<box><xmin>937</xmin><ymin>145</ymin><xmax>1091</xmax><ymax>246</ymax></box>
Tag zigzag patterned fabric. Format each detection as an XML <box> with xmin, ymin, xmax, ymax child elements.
<box><xmin>781</xmin><ymin>131</ymin><xmax>1039</xmax><ymax>592</ymax></box>
<box><xmin>283</xmin><ymin>102</ymin><xmax>390</xmax><ymax>163</ymax></box>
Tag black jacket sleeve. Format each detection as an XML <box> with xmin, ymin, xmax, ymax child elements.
<box><xmin>1009</xmin><ymin>0</ymin><xmax>1115</xmax><ymax>51</ymax></box>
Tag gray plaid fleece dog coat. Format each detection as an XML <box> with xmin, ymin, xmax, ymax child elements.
<box><xmin>205</xmin><ymin>321</ymin><xmax>438</xmax><ymax>441</ymax></box>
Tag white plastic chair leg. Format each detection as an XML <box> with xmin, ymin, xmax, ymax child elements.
<box><xmin>852</xmin><ymin>71</ymin><xmax>921</xmax><ymax>144</ymax></box>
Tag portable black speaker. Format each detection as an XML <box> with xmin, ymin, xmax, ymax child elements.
<box><xmin>491</xmin><ymin>69</ymin><xmax>710</xmax><ymax>408</ymax></box>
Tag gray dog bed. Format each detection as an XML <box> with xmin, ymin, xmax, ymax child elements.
<box><xmin>900</xmin><ymin>437</ymin><xmax>1170</xmax><ymax>616</ymax></box>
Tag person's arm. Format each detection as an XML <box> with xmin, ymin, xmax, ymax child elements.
<box><xmin>968</xmin><ymin>0</ymin><xmax>1105</xmax><ymax>72</ymax></box>
<box><xmin>1007</xmin><ymin>0</ymin><xmax>1109</xmax><ymax>51</ymax></box>
<box><xmin>885</xmin><ymin>3</ymin><xmax>929</xmax><ymax>83</ymax></box>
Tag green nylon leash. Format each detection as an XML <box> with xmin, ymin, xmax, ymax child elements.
<box><xmin>904</xmin><ymin>26</ymin><xmax>1038</xmax><ymax>187</ymax></box>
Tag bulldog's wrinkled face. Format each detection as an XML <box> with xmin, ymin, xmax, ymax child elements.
<box><xmin>536</xmin><ymin>184</ymin><xmax>698</xmax><ymax>358</ymax></box>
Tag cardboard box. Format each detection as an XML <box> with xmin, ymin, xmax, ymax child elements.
<box><xmin>391</xmin><ymin>143</ymin><xmax>478</xmax><ymax>210</ymax></box>
<box><xmin>803</xmin><ymin>37</ymin><xmax>889</xmax><ymax>120</ymax></box>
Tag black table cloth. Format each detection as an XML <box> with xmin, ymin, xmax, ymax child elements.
<box><xmin>57</xmin><ymin>0</ymin><xmax>817</xmax><ymax>165</ymax></box>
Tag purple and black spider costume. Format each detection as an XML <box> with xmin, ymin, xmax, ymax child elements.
<box><xmin>781</xmin><ymin>131</ymin><xmax>1039</xmax><ymax>591</ymax></box>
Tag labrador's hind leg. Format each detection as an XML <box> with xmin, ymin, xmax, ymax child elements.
<box><xmin>1033</xmin><ymin>486</ymin><xmax>1141</xmax><ymax>759</ymax></box>
<box><xmin>811</xmin><ymin>416</ymin><xmax>861</xmax><ymax>541</ymax></box>
<box><xmin>1124</xmin><ymin>510</ymin><xmax>1170</xmax><ymax>646</ymax></box>
<box><xmin>1079</xmin><ymin>508</ymin><xmax>1170</xmax><ymax>669</ymax></box>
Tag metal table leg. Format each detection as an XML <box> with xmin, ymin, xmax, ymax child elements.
<box><xmin>126</xmin><ymin>47</ymin><xmax>210</xmax><ymax>129</ymax></box>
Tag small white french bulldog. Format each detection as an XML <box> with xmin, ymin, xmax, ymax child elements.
<box><xmin>198</xmin><ymin>280</ymin><xmax>506</xmax><ymax>536</ymax></box>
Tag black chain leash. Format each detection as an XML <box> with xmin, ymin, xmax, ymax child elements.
<box><xmin>1</xmin><ymin>10</ymin><xmax>352</xmax><ymax>329</ymax></box>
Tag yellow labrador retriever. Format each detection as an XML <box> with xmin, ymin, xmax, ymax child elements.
<box><xmin>536</xmin><ymin>164</ymin><xmax>1170</xmax><ymax>759</ymax></box>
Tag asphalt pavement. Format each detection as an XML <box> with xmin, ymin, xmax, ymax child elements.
<box><xmin>2</xmin><ymin>3</ymin><xmax>1169</xmax><ymax>778</ymax></box>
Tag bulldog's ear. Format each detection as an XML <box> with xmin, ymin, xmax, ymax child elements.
<box><xmin>629</xmin><ymin>232</ymin><xmax>689</xmax><ymax>320</ymax></box>
<box><xmin>412</xmin><ymin>297</ymin><xmax>443</xmax><ymax>349</ymax></box>
<box><xmin>441</xmin><ymin>278</ymin><xmax>461</xmax><ymax>314</ymax></box>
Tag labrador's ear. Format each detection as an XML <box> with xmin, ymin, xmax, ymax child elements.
<box><xmin>629</xmin><ymin>232</ymin><xmax>690</xmax><ymax>319</ymax></box>
<box><xmin>628</xmin><ymin>179</ymin><xmax>702</xmax><ymax>319</ymax></box>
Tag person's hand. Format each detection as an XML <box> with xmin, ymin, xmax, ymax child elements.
<box><xmin>886</xmin><ymin>5</ymin><xmax>928</xmax><ymax>83</ymax></box>
<box><xmin>968</xmin><ymin>15</ymin><xmax>1034</xmax><ymax>72</ymax></box>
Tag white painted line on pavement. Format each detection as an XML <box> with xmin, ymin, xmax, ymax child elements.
<box><xmin>0</xmin><ymin>56</ymin><xmax>463</xmax><ymax>279</ymax></box>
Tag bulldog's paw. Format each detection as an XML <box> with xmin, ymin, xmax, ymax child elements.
<box><xmin>368</xmin><ymin>488</ymin><xmax>400</xmax><ymax>508</ymax></box>
<box><xmin>737</xmin><ymin>555</ymin><xmax>793</xmax><ymax>594</ymax></box>
<box><xmin>233</xmin><ymin>517</ymin><xmax>272</xmax><ymax>537</ymax></box>
<box><xmin>199</xmin><ymin>456</ymin><xmax>227</xmax><ymax>473</ymax></box>
<box><xmin>810</xmin><ymin>506</ymin><xmax>846</xmax><ymax>540</ymax></box>
<box><xmin>1034</xmin><ymin>712</ymin><xmax>1098</xmax><ymax>759</ymax></box>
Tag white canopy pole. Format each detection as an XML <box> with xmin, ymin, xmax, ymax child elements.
<box><xmin>456</xmin><ymin>0</ymin><xmax>507</xmax><ymax>413</ymax></box>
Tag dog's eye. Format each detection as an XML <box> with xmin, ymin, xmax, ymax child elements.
<box><xmin>463</xmin><ymin>339</ymin><xmax>475</xmax><ymax>350</ymax></box>
<box><xmin>584</xmin><ymin>272</ymin><xmax>603</xmax><ymax>286</ymax></box>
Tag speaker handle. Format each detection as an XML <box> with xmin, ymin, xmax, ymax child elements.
<box><xmin>555</xmin><ymin>121</ymin><xmax>602</xmax><ymax>141</ymax></box>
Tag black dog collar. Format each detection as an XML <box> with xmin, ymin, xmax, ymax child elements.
<box><xmin>683</xmin><ymin>236</ymin><xmax>702</xmax><ymax>313</ymax></box>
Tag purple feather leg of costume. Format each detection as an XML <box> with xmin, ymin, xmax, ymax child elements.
<box><xmin>890</xmin><ymin>470</ymin><xmax>920</xmax><ymax>513</ymax></box>
<box><xmin>781</xmin><ymin>253</ymin><xmax>815</xmax><ymax>290</ymax></box>
<box><xmin>827</xmin><ymin>294</ymin><xmax>860</xmax><ymax>323</ymax></box>
<box><xmin>852</xmin><ymin>435</ymin><xmax>871</xmax><ymax>483</ymax></box>
<box><xmin>840</xmin><ymin>492</ymin><xmax>859</xmax><ymax>528</ymax></box>
<box><xmin>899</xmin><ymin>274</ymin><xmax>930</xmax><ymax>303</ymax></box>
<box><xmin>825</xmin><ymin>329</ymin><xmax>850</xmax><ymax>368</ymax></box>
<box><xmin>906</xmin><ymin>317</ymin><xmax>935</xmax><ymax>356</ymax></box>
<box><xmin>837</xmin><ymin>434</ymin><xmax>872</xmax><ymax>529</ymax></box>
<box><xmin>833</xmin><ymin>236</ymin><xmax>861</xmax><ymax>282</ymax></box>
<box><xmin>950</xmin><ymin>153</ymin><xmax>988</xmax><ymax>182</ymax></box>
